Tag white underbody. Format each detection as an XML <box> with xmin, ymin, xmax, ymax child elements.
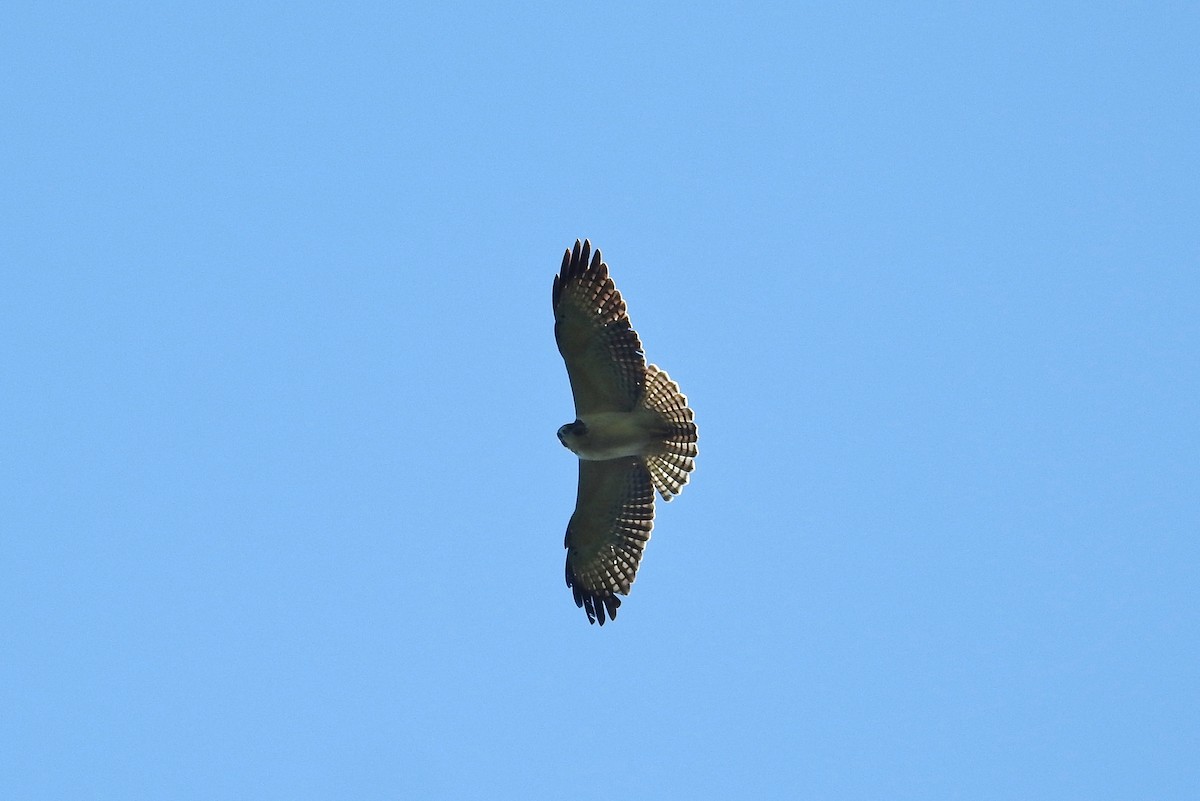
<box><xmin>560</xmin><ymin>409</ymin><xmax>660</xmax><ymax>460</ymax></box>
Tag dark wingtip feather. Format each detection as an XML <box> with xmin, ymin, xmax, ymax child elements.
<box><xmin>602</xmin><ymin>595</ymin><xmax>619</xmax><ymax>623</ymax></box>
<box><xmin>566</xmin><ymin>559</ymin><xmax>621</xmax><ymax>626</ymax></box>
<box><xmin>554</xmin><ymin>239</ymin><xmax>601</xmax><ymax>307</ymax></box>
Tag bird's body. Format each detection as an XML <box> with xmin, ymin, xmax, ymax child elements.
<box><xmin>558</xmin><ymin>409</ymin><xmax>662</xmax><ymax>461</ymax></box>
<box><xmin>552</xmin><ymin>239</ymin><xmax>698</xmax><ymax>625</ymax></box>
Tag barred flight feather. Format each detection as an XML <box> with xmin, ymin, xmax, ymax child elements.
<box><xmin>563</xmin><ymin>458</ymin><xmax>655</xmax><ymax>625</ymax></box>
<box><xmin>553</xmin><ymin>240</ymin><xmax>646</xmax><ymax>412</ymax></box>
<box><xmin>641</xmin><ymin>365</ymin><xmax>698</xmax><ymax>501</ymax></box>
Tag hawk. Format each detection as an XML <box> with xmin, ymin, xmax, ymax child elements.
<box><xmin>553</xmin><ymin>239</ymin><xmax>698</xmax><ymax>625</ymax></box>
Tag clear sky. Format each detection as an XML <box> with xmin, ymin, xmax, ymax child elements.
<box><xmin>3</xmin><ymin>2</ymin><xmax>1197</xmax><ymax>799</ymax></box>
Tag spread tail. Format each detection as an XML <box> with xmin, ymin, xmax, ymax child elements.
<box><xmin>641</xmin><ymin>364</ymin><xmax>698</xmax><ymax>501</ymax></box>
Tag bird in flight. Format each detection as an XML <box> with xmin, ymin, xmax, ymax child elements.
<box><xmin>552</xmin><ymin>240</ymin><xmax>698</xmax><ymax>625</ymax></box>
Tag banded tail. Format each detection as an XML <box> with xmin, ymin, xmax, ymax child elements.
<box><xmin>641</xmin><ymin>364</ymin><xmax>698</xmax><ymax>501</ymax></box>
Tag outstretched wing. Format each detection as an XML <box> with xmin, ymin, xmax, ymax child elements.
<box><xmin>564</xmin><ymin>457</ymin><xmax>655</xmax><ymax>625</ymax></box>
<box><xmin>553</xmin><ymin>239</ymin><xmax>646</xmax><ymax>415</ymax></box>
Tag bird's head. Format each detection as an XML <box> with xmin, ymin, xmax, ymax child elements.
<box><xmin>557</xmin><ymin>419</ymin><xmax>588</xmax><ymax>452</ymax></box>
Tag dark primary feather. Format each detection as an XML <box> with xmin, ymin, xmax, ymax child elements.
<box><xmin>552</xmin><ymin>239</ymin><xmax>646</xmax><ymax>415</ymax></box>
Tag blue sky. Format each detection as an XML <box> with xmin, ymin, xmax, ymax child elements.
<box><xmin>3</xmin><ymin>2</ymin><xmax>1197</xmax><ymax>799</ymax></box>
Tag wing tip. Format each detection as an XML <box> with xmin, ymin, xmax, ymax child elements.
<box><xmin>566</xmin><ymin>560</ymin><xmax>622</xmax><ymax>626</ymax></box>
<box><xmin>553</xmin><ymin>238</ymin><xmax>610</xmax><ymax>306</ymax></box>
